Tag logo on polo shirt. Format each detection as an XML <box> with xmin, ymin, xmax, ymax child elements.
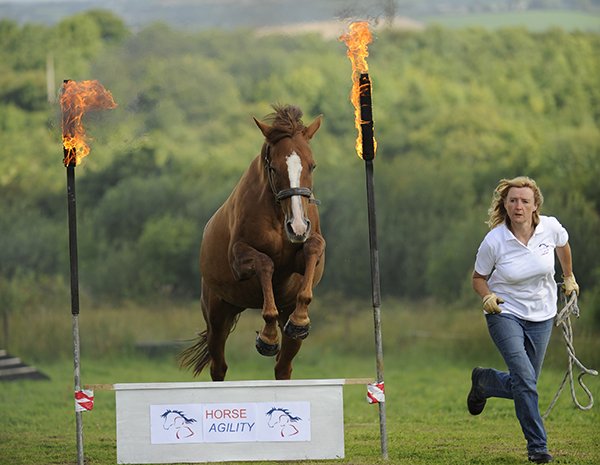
<box><xmin>537</xmin><ymin>243</ymin><xmax>551</xmax><ymax>255</ymax></box>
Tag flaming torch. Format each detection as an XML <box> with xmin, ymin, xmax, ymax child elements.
<box><xmin>60</xmin><ymin>79</ymin><xmax>116</xmax><ymax>465</ymax></box>
<box><xmin>340</xmin><ymin>21</ymin><xmax>387</xmax><ymax>458</ymax></box>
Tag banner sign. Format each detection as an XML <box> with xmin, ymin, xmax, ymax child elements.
<box><xmin>75</xmin><ymin>389</ymin><xmax>94</xmax><ymax>412</ymax></box>
<box><xmin>150</xmin><ymin>401</ymin><xmax>311</xmax><ymax>445</ymax></box>
<box><xmin>367</xmin><ymin>382</ymin><xmax>385</xmax><ymax>404</ymax></box>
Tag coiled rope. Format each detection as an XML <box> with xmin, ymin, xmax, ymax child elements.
<box><xmin>542</xmin><ymin>287</ymin><xmax>598</xmax><ymax>419</ymax></box>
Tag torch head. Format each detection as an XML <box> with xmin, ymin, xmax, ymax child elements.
<box><xmin>359</xmin><ymin>73</ymin><xmax>375</xmax><ymax>161</ymax></box>
<box><xmin>60</xmin><ymin>79</ymin><xmax>117</xmax><ymax>167</ymax></box>
<box><xmin>340</xmin><ymin>22</ymin><xmax>377</xmax><ymax>160</ymax></box>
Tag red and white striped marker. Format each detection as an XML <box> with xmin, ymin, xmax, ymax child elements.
<box><xmin>367</xmin><ymin>382</ymin><xmax>385</xmax><ymax>404</ymax></box>
<box><xmin>75</xmin><ymin>389</ymin><xmax>94</xmax><ymax>412</ymax></box>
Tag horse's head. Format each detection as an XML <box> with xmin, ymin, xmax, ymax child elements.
<box><xmin>254</xmin><ymin>105</ymin><xmax>322</xmax><ymax>244</ymax></box>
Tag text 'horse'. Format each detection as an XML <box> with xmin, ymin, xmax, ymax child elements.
<box><xmin>179</xmin><ymin>105</ymin><xmax>326</xmax><ymax>380</ymax></box>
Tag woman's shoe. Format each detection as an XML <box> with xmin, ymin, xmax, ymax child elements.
<box><xmin>528</xmin><ymin>452</ymin><xmax>553</xmax><ymax>463</ymax></box>
<box><xmin>467</xmin><ymin>367</ymin><xmax>486</xmax><ymax>415</ymax></box>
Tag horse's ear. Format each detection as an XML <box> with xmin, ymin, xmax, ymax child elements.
<box><xmin>253</xmin><ymin>117</ymin><xmax>271</xmax><ymax>138</ymax></box>
<box><xmin>304</xmin><ymin>115</ymin><xmax>322</xmax><ymax>140</ymax></box>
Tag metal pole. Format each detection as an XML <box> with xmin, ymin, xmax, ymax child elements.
<box><xmin>66</xmin><ymin>156</ymin><xmax>84</xmax><ymax>465</ymax></box>
<box><xmin>364</xmin><ymin>159</ymin><xmax>388</xmax><ymax>459</ymax></box>
<box><xmin>359</xmin><ymin>73</ymin><xmax>388</xmax><ymax>459</ymax></box>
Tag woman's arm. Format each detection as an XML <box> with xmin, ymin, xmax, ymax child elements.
<box><xmin>556</xmin><ymin>242</ymin><xmax>574</xmax><ymax>277</ymax></box>
<box><xmin>473</xmin><ymin>271</ymin><xmax>504</xmax><ymax>313</ymax></box>
<box><xmin>556</xmin><ymin>241</ymin><xmax>579</xmax><ymax>295</ymax></box>
<box><xmin>472</xmin><ymin>271</ymin><xmax>491</xmax><ymax>299</ymax></box>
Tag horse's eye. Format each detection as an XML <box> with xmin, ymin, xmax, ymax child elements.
<box><xmin>310</xmin><ymin>164</ymin><xmax>317</xmax><ymax>172</ymax></box>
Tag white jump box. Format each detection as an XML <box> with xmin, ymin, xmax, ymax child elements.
<box><xmin>115</xmin><ymin>379</ymin><xmax>346</xmax><ymax>464</ymax></box>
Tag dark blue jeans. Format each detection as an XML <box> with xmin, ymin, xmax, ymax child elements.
<box><xmin>478</xmin><ymin>313</ymin><xmax>554</xmax><ymax>454</ymax></box>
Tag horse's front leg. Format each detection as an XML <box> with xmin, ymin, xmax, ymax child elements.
<box><xmin>231</xmin><ymin>242</ymin><xmax>280</xmax><ymax>356</ymax></box>
<box><xmin>284</xmin><ymin>233</ymin><xmax>325</xmax><ymax>340</ymax></box>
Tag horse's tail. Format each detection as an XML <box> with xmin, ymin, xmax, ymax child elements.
<box><xmin>177</xmin><ymin>330</ymin><xmax>211</xmax><ymax>377</ymax></box>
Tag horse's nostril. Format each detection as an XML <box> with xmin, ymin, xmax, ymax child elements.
<box><xmin>286</xmin><ymin>220</ymin><xmax>298</xmax><ymax>236</ymax></box>
<box><xmin>286</xmin><ymin>219</ymin><xmax>309</xmax><ymax>243</ymax></box>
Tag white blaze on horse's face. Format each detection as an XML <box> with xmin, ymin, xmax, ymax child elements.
<box><xmin>286</xmin><ymin>151</ymin><xmax>310</xmax><ymax>240</ymax></box>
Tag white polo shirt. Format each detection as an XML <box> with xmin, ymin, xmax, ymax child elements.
<box><xmin>474</xmin><ymin>215</ymin><xmax>569</xmax><ymax>322</ymax></box>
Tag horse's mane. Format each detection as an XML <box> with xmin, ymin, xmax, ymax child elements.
<box><xmin>160</xmin><ymin>409</ymin><xmax>197</xmax><ymax>424</ymax></box>
<box><xmin>263</xmin><ymin>104</ymin><xmax>305</xmax><ymax>144</ymax></box>
<box><xmin>265</xmin><ymin>406</ymin><xmax>302</xmax><ymax>422</ymax></box>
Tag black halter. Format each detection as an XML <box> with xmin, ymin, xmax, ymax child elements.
<box><xmin>263</xmin><ymin>145</ymin><xmax>320</xmax><ymax>205</ymax></box>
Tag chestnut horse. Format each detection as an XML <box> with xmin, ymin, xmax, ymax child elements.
<box><xmin>179</xmin><ymin>105</ymin><xmax>325</xmax><ymax>380</ymax></box>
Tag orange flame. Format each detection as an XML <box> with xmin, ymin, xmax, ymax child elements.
<box><xmin>60</xmin><ymin>80</ymin><xmax>117</xmax><ymax>166</ymax></box>
<box><xmin>339</xmin><ymin>21</ymin><xmax>377</xmax><ymax>159</ymax></box>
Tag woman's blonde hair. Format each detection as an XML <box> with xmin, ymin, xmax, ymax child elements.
<box><xmin>487</xmin><ymin>176</ymin><xmax>544</xmax><ymax>229</ymax></box>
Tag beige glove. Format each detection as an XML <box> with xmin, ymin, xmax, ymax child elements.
<box><xmin>482</xmin><ymin>293</ymin><xmax>504</xmax><ymax>314</ymax></box>
<box><xmin>562</xmin><ymin>274</ymin><xmax>579</xmax><ymax>296</ymax></box>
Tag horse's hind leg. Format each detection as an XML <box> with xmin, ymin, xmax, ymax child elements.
<box><xmin>204</xmin><ymin>291</ymin><xmax>242</xmax><ymax>381</ymax></box>
<box><xmin>274</xmin><ymin>330</ymin><xmax>303</xmax><ymax>380</ymax></box>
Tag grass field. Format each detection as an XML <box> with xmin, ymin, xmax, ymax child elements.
<box><xmin>1</xmin><ymin>352</ymin><xmax>599</xmax><ymax>465</ymax></box>
<box><xmin>1</xmin><ymin>298</ymin><xmax>599</xmax><ymax>464</ymax></box>
<box><xmin>419</xmin><ymin>10</ymin><xmax>600</xmax><ymax>32</ymax></box>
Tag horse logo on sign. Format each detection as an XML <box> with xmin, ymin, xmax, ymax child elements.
<box><xmin>161</xmin><ymin>409</ymin><xmax>197</xmax><ymax>439</ymax></box>
<box><xmin>150</xmin><ymin>405</ymin><xmax>203</xmax><ymax>444</ymax></box>
<box><xmin>265</xmin><ymin>407</ymin><xmax>302</xmax><ymax>437</ymax></box>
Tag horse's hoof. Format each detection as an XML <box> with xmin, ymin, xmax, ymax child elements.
<box><xmin>283</xmin><ymin>320</ymin><xmax>311</xmax><ymax>340</ymax></box>
<box><xmin>255</xmin><ymin>334</ymin><xmax>280</xmax><ymax>356</ymax></box>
